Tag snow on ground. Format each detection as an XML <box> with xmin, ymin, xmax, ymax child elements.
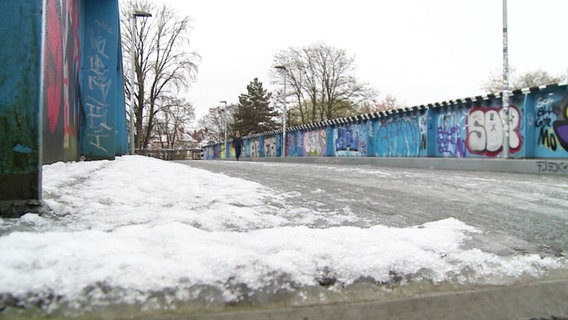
<box><xmin>0</xmin><ymin>156</ymin><xmax>566</xmax><ymax>314</ymax></box>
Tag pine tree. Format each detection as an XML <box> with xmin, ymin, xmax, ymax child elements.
<box><xmin>234</xmin><ymin>78</ymin><xmax>278</xmax><ymax>135</ymax></box>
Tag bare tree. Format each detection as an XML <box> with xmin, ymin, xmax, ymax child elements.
<box><xmin>360</xmin><ymin>94</ymin><xmax>404</xmax><ymax>114</ymax></box>
<box><xmin>272</xmin><ymin>42</ymin><xmax>377</xmax><ymax>125</ymax></box>
<box><xmin>154</xmin><ymin>97</ymin><xmax>195</xmax><ymax>149</ymax></box>
<box><xmin>121</xmin><ymin>0</ymin><xmax>200</xmax><ymax>150</ymax></box>
<box><xmin>482</xmin><ymin>67</ymin><xmax>565</xmax><ymax>94</ymax></box>
<box><xmin>197</xmin><ymin>106</ymin><xmax>234</xmax><ymax>144</ymax></box>
<box><xmin>515</xmin><ymin>69</ymin><xmax>565</xmax><ymax>89</ymax></box>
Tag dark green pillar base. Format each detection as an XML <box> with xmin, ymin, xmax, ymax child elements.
<box><xmin>0</xmin><ymin>172</ymin><xmax>41</xmax><ymax>218</ymax></box>
<box><xmin>0</xmin><ymin>200</ymin><xmax>45</xmax><ymax>218</ymax></box>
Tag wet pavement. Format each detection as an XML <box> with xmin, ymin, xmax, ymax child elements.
<box><xmin>169</xmin><ymin>159</ymin><xmax>568</xmax><ymax>319</ymax></box>
<box><xmin>179</xmin><ymin>160</ymin><xmax>568</xmax><ymax>256</ymax></box>
<box><xmin>2</xmin><ymin>158</ymin><xmax>567</xmax><ymax>319</ymax></box>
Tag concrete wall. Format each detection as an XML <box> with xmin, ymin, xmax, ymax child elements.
<box><xmin>43</xmin><ymin>0</ymin><xmax>82</xmax><ymax>164</ymax></box>
<box><xmin>42</xmin><ymin>0</ymin><xmax>127</xmax><ymax>163</ymax></box>
<box><xmin>80</xmin><ymin>0</ymin><xmax>128</xmax><ymax>159</ymax></box>
<box><xmin>205</xmin><ymin>84</ymin><xmax>568</xmax><ymax>169</ymax></box>
<box><xmin>0</xmin><ymin>0</ymin><xmax>127</xmax><ymax>214</ymax></box>
<box><xmin>0</xmin><ymin>0</ymin><xmax>44</xmax><ymax>206</ymax></box>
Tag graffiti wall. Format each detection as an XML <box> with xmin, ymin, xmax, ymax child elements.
<box><xmin>272</xmin><ymin>130</ymin><xmax>328</xmax><ymax>157</ymax></box>
<box><xmin>532</xmin><ymin>92</ymin><xmax>568</xmax><ymax>157</ymax></box>
<box><xmin>203</xmin><ymin>144</ymin><xmax>217</xmax><ymax>159</ymax></box>
<box><xmin>434</xmin><ymin>107</ymin><xmax>467</xmax><ymax>158</ymax></box>
<box><xmin>43</xmin><ymin>0</ymin><xmax>82</xmax><ymax>164</ymax></box>
<box><xmin>466</xmin><ymin>105</ymin><xmax>523</xmax><ymax>157</ymax></box>
<box><xmin>42</xmin><ymin>0</ymin><xmax>126</xmax><ymax>163</ymax></box>
<box><xmin>240</xmin><ymin>134</ymin><xmax>278</xmax><ymax>158</ymax></box>
<box><xmin>377</xmin><ymin>114</ymin><xmax>425</xmax><ymax>157</ymax></box>
<box><xmin>40</xmin><ymin>0</ymin><xmax>127</xmax><ymax>162</ymax></box>
<box><xmin>80</xmin><ymin>0</ymin><xmax>127</xmax><ymax>159</ymax></box>
<box><xmin>305</xmin><ymin>129</ymin><xmax>327</xmax><ymax>156</ymax></box>
<box><xmin>334</xmin><ymin>124</ymin><xmax>367</xmax><ymax>157</ymax></box>
<box><xmin>1</xmin><ymin>0</ymin><xmax>127</xmax><ymax>209</ymax></box>
<box><xmin>264</xmin><ymin>136</ymin><xmax>277</xmax><ymax>157</ymax></box>
<box><xmin>248</xmin><ymin>138</ymin><xmax>260</xmax><ymax>158</ymax></box>
<box><xmin>205</xmin><ymin>84</ymin><xmax>568</xmax><ymax>162</ymax></box>
<box><xmin>287</xmin><ymin>132</ymin><xmax>302</xmax><ymax>157</ymax></box>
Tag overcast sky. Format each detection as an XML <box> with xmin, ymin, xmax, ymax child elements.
<box><xmin>154</xmin><ymin>0</ymin><xmax>568</xmax><ymax>120</ymax></box>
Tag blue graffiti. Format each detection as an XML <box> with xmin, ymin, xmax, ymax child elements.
<box><xmin>336</xmin><ymin>125</ymin><xmax>367</xmax><ymax>156</ymax></box>
<box><xmin>437</xmin><ymin>111</ymin><xmax>467</xmax><ymax>158</ymax></box>
<box><xmin>437</xmin><ymin>126</ymin><xmax>466</xmax><ymax>157</ymax></box>
<box><xmin>554</xmin><ymin>104</ymin><xmax>568</xmax><ymax>151</ymax></box>
<box><xmin>203</xmin><ymin>84</ymin><xmax>568</xmax><ymax>162</ymax></box>
<box><xmin>286</xmin><ymin>131</ymin><xmax>303</xmax><ymax>157</ymax></box>
<box><xmin>336</xmin><ymin>127</ymin><xmax>358</xmax><ymax>151</ymax></box>
<box><xmin>377</xmin><ymin>118</ymin><xmax>422</xmax><ymax>157</ymax></box>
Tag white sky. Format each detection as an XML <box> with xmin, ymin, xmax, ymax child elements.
<box><xmin>0</xmin><ymin>156</ymin><xmax>566</xmax><ymax>314</ymax></box>
<box><xmin>154</xmin><ymin>0</ymin><xmax>568</xmax><ymax>120</ymax></box>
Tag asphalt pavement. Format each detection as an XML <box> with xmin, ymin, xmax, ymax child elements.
<box><xmin>180</xmin><ymin>159</ymin><xmax>568</xmax><ymax>255</ymax></box>
<box><xmin>174</xmin><ymin>158</ymin><xmax>568</xmax><ymax>320</ymax></box>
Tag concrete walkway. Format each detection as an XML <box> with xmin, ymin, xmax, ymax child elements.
<box><xmin>169</xmin><ymin>160</ymin><xmax>568</xmax><ymax>320</ymax></box>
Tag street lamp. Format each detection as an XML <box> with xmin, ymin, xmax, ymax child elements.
<box><xmin>129</xmin><ymin>10</ymin><xmax>152</xmax><ymax>155</ymax></box>
<box><xmin>275</xmin><ymin>65</ymin><xmax>287</xmax><ymax>157</ymax></box>
<box><xmin>501</xmin><ymin>0</ymin><xmax>510</xmax><ymax>159</ymax></box>
<box><xmin>219</xmin><ymin>100</ymin><xmax>227</xmax><ymax>144</ymax></box>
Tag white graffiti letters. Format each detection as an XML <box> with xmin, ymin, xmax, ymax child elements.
<box><xmin>466</xmin><ymin>106</ymin><xmax>521</xmax><ymax>156</ymax></box>
<box><xmin>86</xmin><ymin>20</ymin><xmax>114</xmax><ymax>152</ymax></box>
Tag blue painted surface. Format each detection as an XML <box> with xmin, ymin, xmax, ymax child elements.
<box><xmin>0</xmin><ymin>0</ymin><xmax>43</xmax><ymax>201</ymax></box>
<box><xmin>0</xmin><ymin>0</ymin><xmax>127</xmax><ymax>206</ymax></box>
<box><xmin>205</xmin><ymin>84</ymin><xmax>568</xmax><ymax>162</ymax></box>
<box><xmin>114</xmin><ymin>27</ymin><xmax>129</xmax><ymax>156</ymax></box>
<box><xmin>80</xmin><ymin>0</ymin><xmax>125</xmax><ymax>159</ymax></box>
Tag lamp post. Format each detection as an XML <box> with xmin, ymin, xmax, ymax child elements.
<box><xmin>502</xmin><ymin>0</ymin><xmax>510</xmax><ymax>159</ymax></box>
<box><xmin>130</xmin><ymin>10</ymin><xmax>152</xmax><ymax>155</ymax></box>
<box><xmin>219</xmin><ymin>100</ymin><xmax>227</xmax><ymax>144</ymax></box>
<box><xmin>275</xmin><ymin>65</ymin><xmax>287</xmax><ymax>157</ymax></box>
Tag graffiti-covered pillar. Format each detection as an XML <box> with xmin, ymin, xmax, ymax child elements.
<box><xmin>80</xmin><ymin>0</ymin><xmax>127</xmax><ymax>159</ymax></box>
<box><xmin>425</xmin><ymin>108</ymin><xmax>437</xmax><ymax>157</ymax></box>
<box><xmin>366</xmin><ymin>119</ymin><xmax>377</xmax><ymax>157</ymax></box>
<box><xmin>0</xmin><ymin>0</ymin><xmax>43</xmax><ymax>217</ymax></box>
<box><xmin>42</xmin><ymin>0</ymin><xmax>82</xmax><ymax>164</ymax></box>
<box><xmin>276</xmin><ymin>132</ymin><xmax>282</xmax><ymax>157</ymax></box>
<box><xmin>519</xmin><ymin>93</ymin><xmax>535</xmax><ymax>158</ymax></box>
<box><xmin>326</xmin><ymin>126</ymin><xmax>336</xmax><ymax>156</ymax></box>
